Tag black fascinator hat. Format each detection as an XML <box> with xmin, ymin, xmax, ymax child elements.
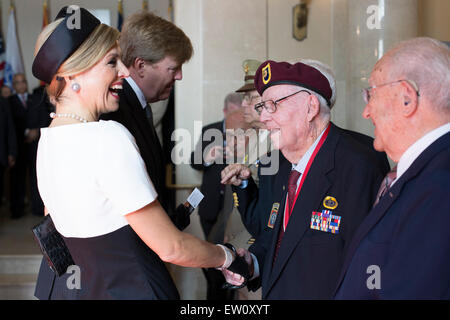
<box><xmin>32</xmin><ymin>6</ymin><xmax>100</xmax><ymax>84</ymax></box>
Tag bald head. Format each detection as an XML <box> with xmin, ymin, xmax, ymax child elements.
<box><xmin>376</xmin><ymin>37</ymin><xmax>450</xmax><ymax>116</ymax></box>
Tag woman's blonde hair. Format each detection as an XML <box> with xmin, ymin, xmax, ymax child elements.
<box><xmin>35</xmin><ymin>19</ymin><xmax>120</xmax><ymax>103</ymax></box>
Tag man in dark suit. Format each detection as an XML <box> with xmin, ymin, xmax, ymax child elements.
<box><xmin>190</xmin><ymin>93</ymin><xmax>243</xmax><ymax>238</ymax></box>
<box><xmin>8</xmin><ymin>73</ymin><xmax>46</xmax><ymax>218</ymax></box>
<box><xmin>335</xmin><ymin>37</ymin><xmax>450</xmax><ymax>299</ymax></box>
<box><xmin>221</xmin><ymin>59</ymin><xmax>387</xmax><ymax>299</ymax></box>
<box><xmin>101</xmin><ymin>11</ymin><xmax>192</xmax><ymax>213</ymax></box>
<box><xmin>0</xmin><ymin>97</ymin><xmax>17</xmax><ymax>204</ymax></box>
<box><xmin>35</xmin><ymin>10</ymin><xmax>193</xmax><ymax>300</ymax></box>
<box><xmin>190</xmin><ymin>92</ymin><xmax>243</xmax><ymax>300</ymax></box>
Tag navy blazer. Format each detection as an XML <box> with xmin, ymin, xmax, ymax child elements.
<box><xmin>335</xmin><ymin>132</ymin><xmax>450</xmax><ymax>299</ymax></box>
<box><xmin>238</xmin><ymin>123</ymin><xmax>387</xmax><ymax>299</ymax></box>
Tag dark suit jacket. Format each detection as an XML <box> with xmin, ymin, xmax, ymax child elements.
<box><xmin>335</xmin><ymin>131</ymin><xmax>450</xmax><ymax>299</ymax></box>
<box><xmin>190</xmin><ymin>121</ymin><xmax>227</xmax><ymax>227</ymax></box>
<box><xmin>8</xmin><ymin>93</ymin><xmax>44</xmax><ymax>157</ymax></box>
<box><xmin>100</xmin><ymin>79</ymin><xmax>167</xmax><ymax>210</ymax></box>
<box><xmin>235</xmin><ymin>123</ymin><xmax>387</xmax><ymax>299</ymax></box>
<box><xmin>0</xmin><ymin>98</ymin><xmax>17</xmax><ymax>166</ymax></box>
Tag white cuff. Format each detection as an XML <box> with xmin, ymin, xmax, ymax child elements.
<box><xmin>250</xmin><ymin>253</ymin><xmax>260</xmax><ymax>280</ymax></box>
<box><xmin>215</xmin><ymin>244</ymin><xmax>233</xmax><ymax>270</ymax></box>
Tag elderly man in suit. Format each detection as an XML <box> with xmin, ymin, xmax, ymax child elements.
<box><xmin>190</xmin><ymin>92</ymin><xmax>243</xmax><ymax>239</ymax></box>
<box><xmin>335</xmin><ymin>37</ymin><xmax>450</xmax><ymax>299</ymax></box>
<box><xmin>190</xmin><ymin>92</ymin><xmax>243</xmax><ymax>300</ymax></box>
<box><xmin>221</xmin><ymin>59</ymin><xmax>388</xmax><ymax>299</ymax></box>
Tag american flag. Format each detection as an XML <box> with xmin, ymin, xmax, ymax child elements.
<box><xmin>4</xmin><ymin>4</ymin><xmax>25</xmax><ymax>89</ymax></box>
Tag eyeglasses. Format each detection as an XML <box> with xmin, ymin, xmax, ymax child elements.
<box><xmin>254</xmin><ymin>90</ymin><xmax>311</xmax><ymax>116</ymax></box>
<box><xmin>362</xmin><ymin>79</ymin><xmax>420</xmax><ymax>104</ymax></box>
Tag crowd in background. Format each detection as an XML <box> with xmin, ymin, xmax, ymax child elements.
<box><xmin>0</xmin><ymin>76</ymin><xmax>52</xmax><ymax>219</ymax></box>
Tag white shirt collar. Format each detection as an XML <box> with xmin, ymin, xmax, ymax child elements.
<box><xmin>395</xmin><ymin>122</ymin><xmax>450</xmax><ymax>184</ymax></box>
<box><xmin>125</xmin><ymin>77</ymin><xmax>147</xmax><ymax>110</ymax></box>
<box><xmin>292</xmin><ymin>125</ymin><xmax>328</xmax><ymax>186</ymax></box>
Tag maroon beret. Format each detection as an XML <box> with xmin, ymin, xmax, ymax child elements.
<box><xmin>254</xmin><ymin>60</ymin><xmax>332</xmax><ymax>106</ymax></box>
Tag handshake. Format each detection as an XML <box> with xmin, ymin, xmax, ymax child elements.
<box><xmin>218</xmin><ymin>243</ymin><xmax>255</xmax><ymax>290</ymax></box>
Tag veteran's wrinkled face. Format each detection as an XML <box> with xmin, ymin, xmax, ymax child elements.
<box><xmin>259</xmin><ymin>84</ymin><xmax>311</xmax><ymax>153</ymax></box>
<box><xmin>362</xmin><ymin>62</ymin><xmax>406</xmax><ymax>161</ymax></box>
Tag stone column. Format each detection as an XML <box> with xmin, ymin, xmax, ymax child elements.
<box><xmin>332</xmin><ymin>0</ymin><xmax>419</xmax><ymax>136</ymax></box>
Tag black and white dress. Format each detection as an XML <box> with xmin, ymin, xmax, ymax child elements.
<box><xmin>36</xmin><ymin>120</ymin><xmax>179</xmax><ymax>299</ymax></box>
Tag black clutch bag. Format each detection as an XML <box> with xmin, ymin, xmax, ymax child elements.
<box><xmin>31</xmin><ymin>215</ymin><xmax>75</xmax><ymax>276</ymax></box>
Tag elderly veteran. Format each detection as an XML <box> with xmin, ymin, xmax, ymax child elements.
<box><xmin>335</xmin><ymin>38</ymin><xmax>450</xmax><ymax>299</ymax></box>
<box><xmin>32</xmin><ymin>6</ymin><xmax>248</xmax><ymax>300</ymax></box>
<box><xmin>221</xmin><ymin>59</ymin><xmax>389</xmax><ymax>299</ymax></box>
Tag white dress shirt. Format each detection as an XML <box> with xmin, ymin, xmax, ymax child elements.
<box><xmin>392</xmin><ymin>122</ymin><xmax>450</xmax><ymax>186</ymax></box>
<box><xmin>125</xmin><ymin>76</ymin><xmax>147</xmax><ymax>110</ymax></box>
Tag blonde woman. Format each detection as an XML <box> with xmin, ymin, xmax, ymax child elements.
<box><xmin>33</xmin><ymin>7</ymin><xmax>245</xmax><ymax>300</ymax></box>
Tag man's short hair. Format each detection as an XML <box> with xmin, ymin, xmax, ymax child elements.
<box><xmin>224</xmin><ymin>92</ymin><xmax>243</xmax><ymax>109</ymax></box>
<box><xmin>119</xmin><ymin>11</ymin><xmax>193</xmax><ymax>67</ymax></box>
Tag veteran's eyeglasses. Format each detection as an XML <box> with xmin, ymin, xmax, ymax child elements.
<box><xmin>254</xmin><ymin>90</ymin><xmax>311</xmax><ymax>116</ymax></box>
<box><xmin>362</xmin><ymin>79</ymin><xmax>420</xmax><ymax>104</ymax></box>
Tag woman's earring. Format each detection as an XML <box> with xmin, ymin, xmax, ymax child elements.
<box><xmin>71</xmin><ymin>82</ymin><xmax>81</xmax><ymax>92</ymax></box>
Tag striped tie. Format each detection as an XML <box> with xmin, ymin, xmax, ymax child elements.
<box><xmin>373</xmin><ymin>166</ymin><xmax>397</xmax><ymax>207</ymax></box>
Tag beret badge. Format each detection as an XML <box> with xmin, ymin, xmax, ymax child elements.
<box><xmin>262</xmin><ymin>63</ymin><xmax>271</xmax><ymax>85</ymax></box>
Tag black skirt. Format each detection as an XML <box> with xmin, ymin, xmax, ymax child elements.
<box><xmin>34</xmin><ymin>225</ymin><xmax>180</xmax><ymax>300</ymax></box>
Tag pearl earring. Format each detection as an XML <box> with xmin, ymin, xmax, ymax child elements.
<box><xmin>71</xmin><ymin>83</ymin><xmax>81</xmax><ymax>92</ymax></box>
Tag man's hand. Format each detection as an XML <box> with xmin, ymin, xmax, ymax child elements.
<box><xmin>7</xmin><ymin>155</ymin><xmax>15</xmax><ymax>168</ymax></box>
<box><xmin>222</xmin><ymin>248</ymin><xmax>254</xmax><ymax>288</ymax></box>
<box><xmin>221</xmin><ymin>164</ymin><xmax>251</xmax><ymax>186</ymax></box>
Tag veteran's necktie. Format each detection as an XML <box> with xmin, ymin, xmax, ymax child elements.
<box><xmin>373</xmin><ymin>166</ymin><xmax>397</xmax><ymax>207</ymax></box>
<box><xmin>273</xmin><ymin>169</ymin><xmax>301</xmax><ymax>265</ymax></box>
<box><xmin>285</xmin><ymin>170</ymin><xmax>301</xmax><ymax>226</ymax></box>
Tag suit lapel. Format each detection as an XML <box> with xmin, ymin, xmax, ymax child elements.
<box><xmin>263</xmin><ymin>124</ymin><xmax>339</xmax><ymax>297</ymax></box>
<box><xmin>260</xmin><ymin>154</ymin><xmax>291</xmax><ymax>294</ymax></box>
<box><xmin>334</xmin><ymin>131</ymin><xmax>450</xmax><ymax>295</ymax></box>
<box><xmin>122</xmin><ymin>80</ymin><xmax>163</xmax><ymax>153</ymax></box>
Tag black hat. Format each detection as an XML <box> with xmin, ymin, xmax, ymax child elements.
<box><xmin>32</xmin><ymin>6</ymin><xmax>100</xmax><ymax>84</ymax></box>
